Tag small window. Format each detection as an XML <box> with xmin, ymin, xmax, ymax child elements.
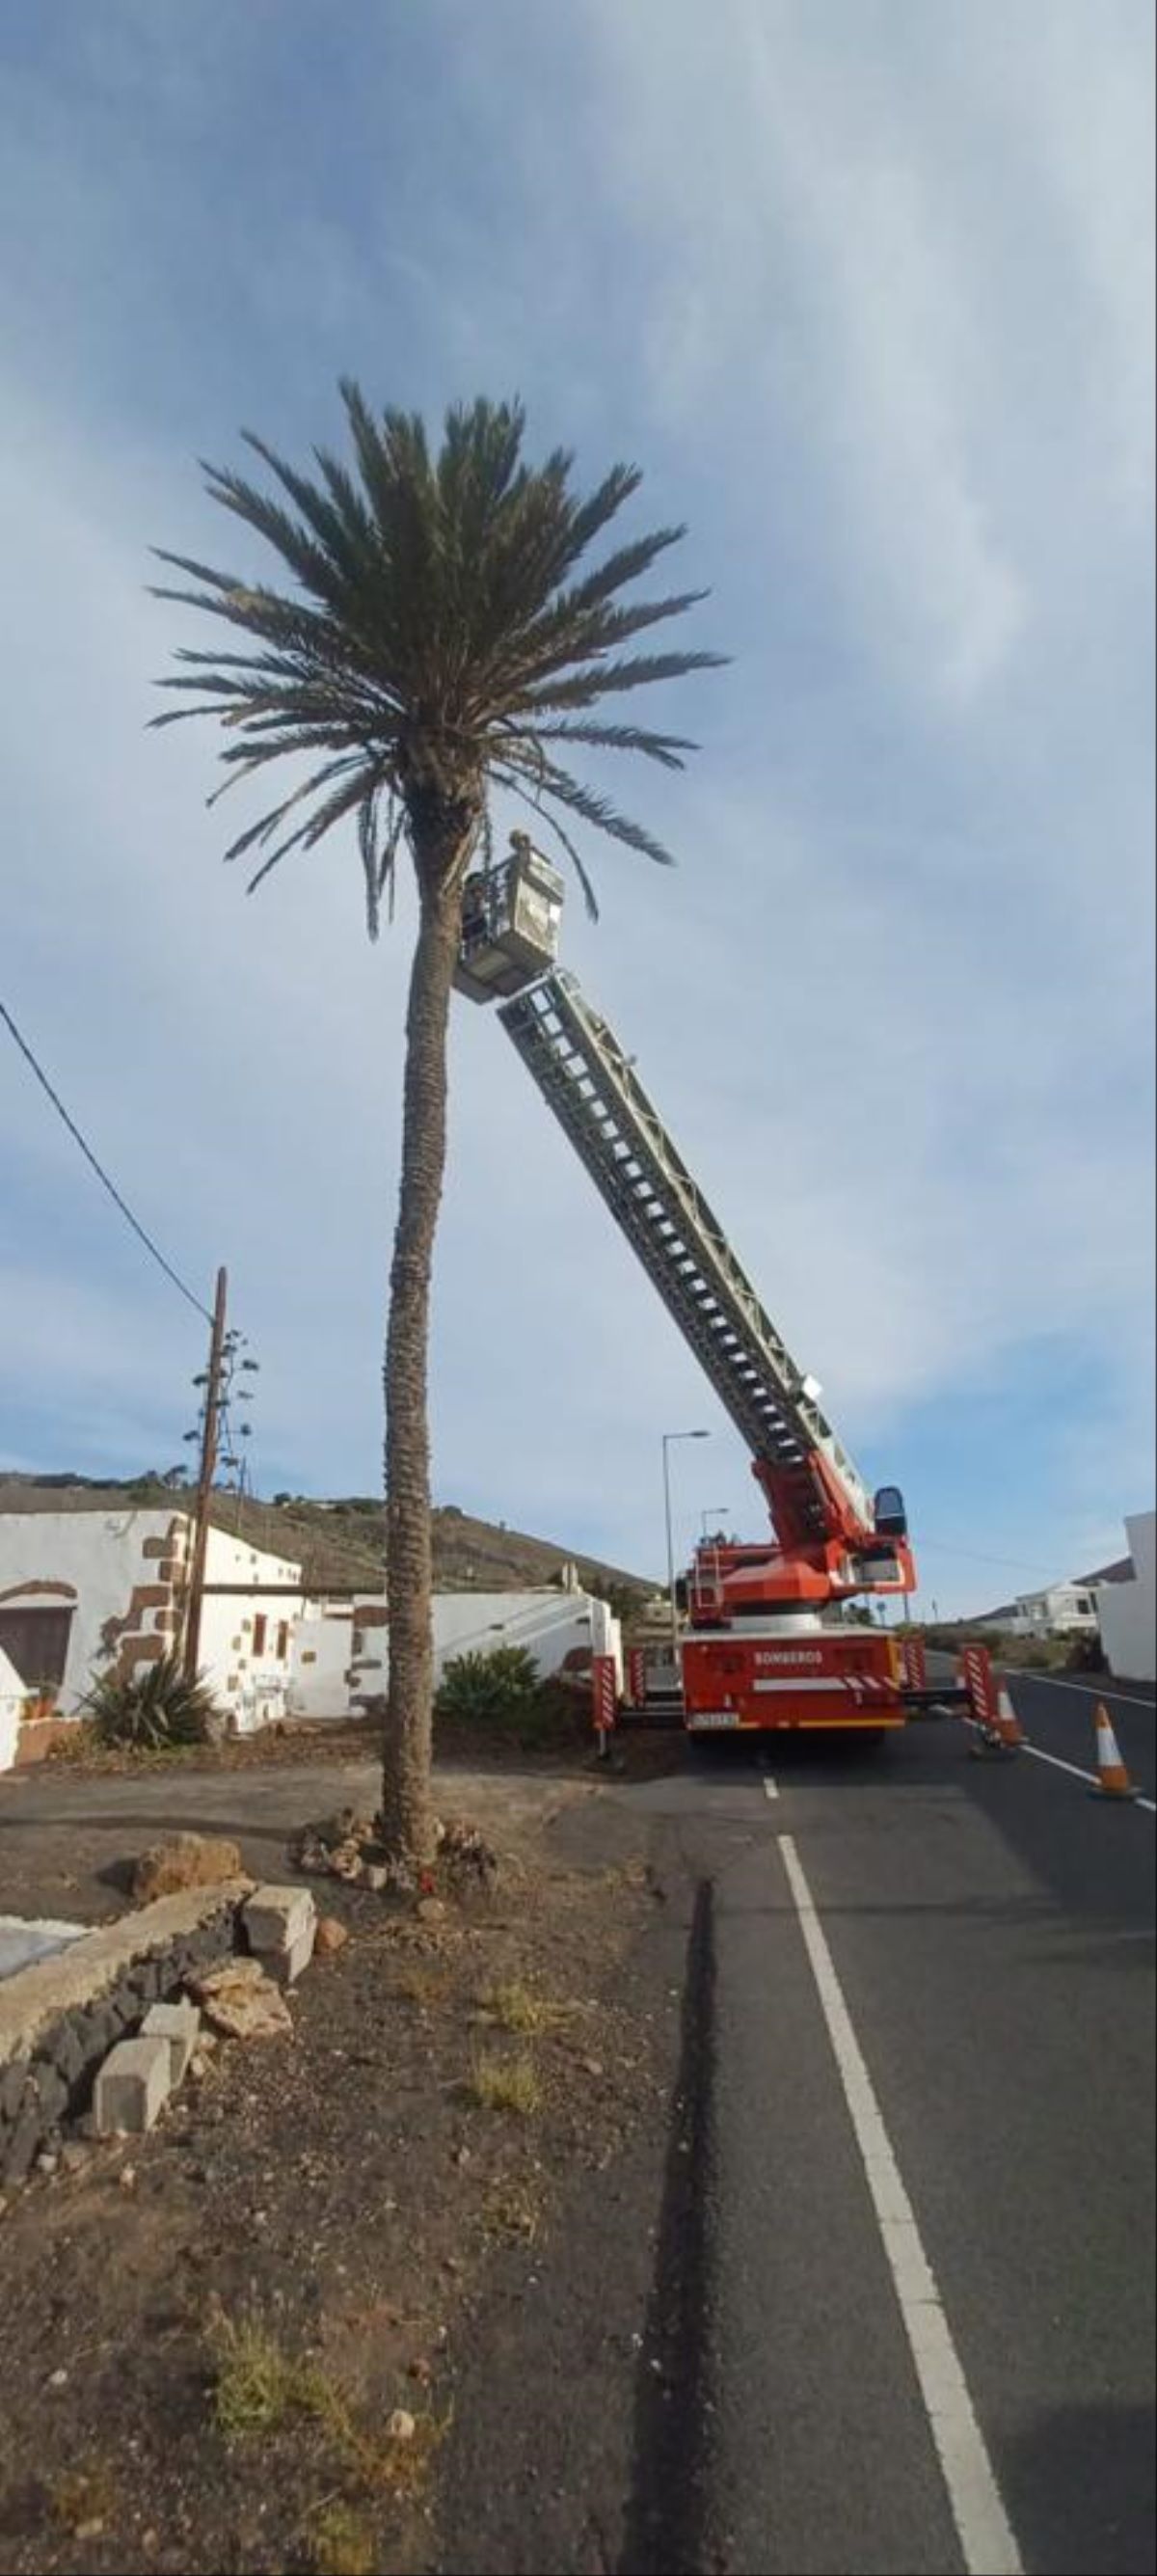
<box><xmin>276</xmin><ymin>1622</ymin><xmax>288</xmax><ymax>1661</ymax></box>
<box><xmin>252</xmin><ymin>1613</ymin><xmax>267</xmax><ymax>1657</ymax></box>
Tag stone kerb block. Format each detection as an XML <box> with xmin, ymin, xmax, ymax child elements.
<box><xmin>141</xmin><ymin>1996</ymin><xmax>201</xmax><ymax>2086</ymax></box>
<box><xmin>93</xmin><ymin>2034</ymin><xmax>173</xmax><ymax>2135</ymax></box>
<box><xmin>242</xmin><ymin>1885</ymin><xmax>316</xmax><ymax>1984</ymax></box>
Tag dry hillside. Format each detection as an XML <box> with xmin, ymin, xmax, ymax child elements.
<box><xmin>0</xmin><ymin>1475</ymin><xmax>653</xmax><ymax>1605</ymax></box>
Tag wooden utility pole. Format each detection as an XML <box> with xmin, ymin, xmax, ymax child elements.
<box><xmin>182</xmin><ymin>1265</ymin><xmax>228</xmax><ymax>1679</ymax></box>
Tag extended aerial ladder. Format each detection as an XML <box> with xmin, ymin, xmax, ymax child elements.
<box><xmin>456</xmin><ymin>835</ymin><xmax>928</xmax><ymax>1736</ymax></box>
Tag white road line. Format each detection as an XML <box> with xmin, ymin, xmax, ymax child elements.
<box><xmin>762</xmin><ymin>1776</ymin><xmax>779</xmax><ymax>1802</ymax></box>
<box><xmin>962</xmin><ymin>1715</ymin><xmax>1155</xmax><ymax>1812</ymax></box>
<box><xmin>777</xmin><ymin>1833</ymin><xmax>1023</xmax><ymax>2576</ymax></box>
<box><xmin>1000</xmin><ymin>1668</ymin><xmax>1156</xmax><ymax>1711</ymax></box>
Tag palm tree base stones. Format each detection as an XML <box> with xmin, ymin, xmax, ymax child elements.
<box><xmin>291</xmin><ymin>1807</ymin><xmax>498</xmax><ymax>1898</ymax></box>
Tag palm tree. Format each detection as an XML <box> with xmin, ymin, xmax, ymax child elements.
<box><xmin>153</xmin><ymin>389</ymin><xmax>722</xmax><ymax>1870</ymax></box>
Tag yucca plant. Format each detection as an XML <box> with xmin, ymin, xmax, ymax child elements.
<box><xmin>83</xmin><ymin>1653</ymin><xmax>220</xmax><ymax>1752</ymax></box>
<box><xmin>154</xmin><ymin>389</ymin><xmax>723</xmax><ymax>1868</ymax></box>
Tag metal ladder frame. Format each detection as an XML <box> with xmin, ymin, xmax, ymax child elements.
<box><xmin>498</xmin><ymin>972</ymin><xmax>874</xmax><ymax>1549</ymax></box>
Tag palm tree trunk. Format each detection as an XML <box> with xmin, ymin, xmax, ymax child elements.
<box><xmin>379</xmin><ymin>853</ymin><xmax>468</xmax><ymax>1867</ymax></box>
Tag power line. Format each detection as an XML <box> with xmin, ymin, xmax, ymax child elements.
<box><xmin>1</xmin><ymin>995</ymin><xmax>213</xmax><ymax>1324</ymax></box>
<box><xmin>919</xmin><ymin>1538</ymin><xmax>1077</xmax><ymax>1579</ymax></box>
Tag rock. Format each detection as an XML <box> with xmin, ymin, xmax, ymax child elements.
<box><xmin>0</xmin><ymin>2059</ymin><xmax>30</xmax><ymax>2122</ymax></box>
<box><xmin>45</xmin><ymin>2022</ymin><xmax>86</xmax><ymax>2089</ymax></box>
<box><xmin>363</xmin><ymin>1865</ymin><xmax>389</xmax><ymax>1893</ymax></box>
<box><xmin>415</xmin><ymin>1896</ymin><xmax>446</xmax><ymax>1925</ymax></box>
<box><xmin>60</xmin><ymin>2142</ymin><xmax>89</xmax><ymax>2174</ymax></box>
<box><xmin>131</xmin><ymin>1832</ymin><xmax>243</xmax><ymax>1904</ymax></box>
<box><xmin>329</xmin><ymin>1842</ymin><xmax>364</xmax><ymax>1883</ymax></box>
<box><xmin>3</xmin><ymin>2111</ymin><xmax>43</xmax><ymax>2189</ymax></box>
<box><xmin>439</xmin><ymin>1819</ymin><xmax>499</xmax><ymax>1889</ymax></box>
<box><xmin>46</xmin><ymin>2368</ymin><xmax>68</xmax><ymax>2390</ymax></box>
<box><xmin>314</xmin><ymin>1916</ymin><xmax>349</xmax><ymax>1956</ymax></box>
<box><xmin>32</xmin><ymin>2065</ymin><xmax>68</xmax><ymax>2127</ymax></box>
<box><xmin>189</xmin><ymin>1958</ymin><xmax>293</xmax><ymax>2040</ymax></box>
<box><xmin>386</xmin><ymin>2409</ymin><xmax>417</xmax><ymax>2442</ymax></box>
<box><xmin>94</xmin><ymin>2036</ymin><xmax>173</xmax><ymax>2136</ymax></box>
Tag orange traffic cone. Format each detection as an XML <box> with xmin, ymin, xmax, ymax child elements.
<box><xmin>968</xmin><ymin>1682</ymin><xmax>1023</xmax><ymax>1759</ymax></box>
<box><xmin>1089</xmin><ymin>1704</ymin><xmax>1139</xmax><ymax>1801</ymax></box>
<box><xmin>995</xmin><ymin>1687</ymin><xmax>1026</xmax><ymax>1750</ymax></box>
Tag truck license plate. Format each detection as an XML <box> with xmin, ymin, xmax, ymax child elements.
<box><xmin>686</xmin><ymin>1710</ymin><xmax>740</xmax><ymax>1730</ymax></box>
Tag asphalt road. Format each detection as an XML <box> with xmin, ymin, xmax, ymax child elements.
<box><xmin>5</xmin><ymin>1687</ymin><xmax>1153</xmax><ymax>2575</ymax></box>
<box><xmin>607</xmin><ymin>1675</ymin><xmax>1155</xmax><ymax>2576</ymax></box>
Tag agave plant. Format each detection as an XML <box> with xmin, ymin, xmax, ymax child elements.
<box><xmin>83</xmin><ymin>1653</ymin><xmax>221</xmax><ymax>1752</ymax></box>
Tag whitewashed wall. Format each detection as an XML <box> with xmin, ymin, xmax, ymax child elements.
<box><xmin>1098</xmin><ymin>1511</ymin><xmax>1156</xmax><ymax>1683</ymax></box>
<box><xmin>0</xmin><ymin>1509</ymin><xmax>185</xmax><ymax>1713</ymax></box>
<box><xmin>0</xmin><ymin>1509</ymin><xmax>306</xmax><ymax>1731</ymax></box>
<box><xmin>286</xmin><ymin>1604</ymin><xmax>355</xmax><ymax>1718</ymax></box>
<box><xmin>198</xmin><ymin>1526</ymin><xmax>306</xmax><ymax>1732</ymax></box>
<box><xmin>0</xmin><ymin>1642</ymin><xmax>25</xmax><ymax>1774</ymax></box>
<box><xmin>346</xmin><ymin>1588</ymin><xmax>620</xmax><ymax>1709</ymax></box>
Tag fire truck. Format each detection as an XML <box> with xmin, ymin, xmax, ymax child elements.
<box><xmin>457</xmin><ymin>833</ymin><xmax>936</xmax><ymax>1741</ymax></box>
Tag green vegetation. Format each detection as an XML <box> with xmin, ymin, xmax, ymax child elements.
<box><xmin>308</xmin><ymin>2503</ymin><xmax>378</xmax><ymax>2576</ymax></box>
<box><xmin>434</xmin><ymin>1646</ymin><xmax>591</xmax><ymax>1750</ymax></box>
<box><xmin>478</xmin><ymin>1978</ymin><xmax>574</xmax><ymax>2036</ymax></box>
<box><xmin>82</xmin><ymin>1652</ymin><xmax>220</xmax><ymax>1752</ymax></box>
<box><xmin>209</xmin><ymin>2309</ymin><xmax>445</xmax><ymax>2502</ymax></box>
<box><xmin>435</xmin><ymin>1644</ymin><xmax>541</xmax><ymax>1724</ymax></box>
<box><xmin>468</xmin><ymin>2047</ymin><xmax>543</xmax><ymax>2116</ymax></box>
<box><xmin>210</xmin><ymin>2313</ymin><xmax>330</xmax><ymax>2442</ymax></box>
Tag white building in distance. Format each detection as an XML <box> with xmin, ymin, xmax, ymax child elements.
<box><xmin>1096</xmin><ymin>1511</ymin><xmax>1156</xmax><ymax>1684</ymax></box>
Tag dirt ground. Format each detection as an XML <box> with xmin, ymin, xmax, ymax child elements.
<box><xmin>0</xmin><ymin>1765</ymin><xmax>675</xmax><ymax>2576</ymax></box>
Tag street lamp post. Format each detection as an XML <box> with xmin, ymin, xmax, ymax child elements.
<box><xmin>662</xmin><ymin>1429</ymin><xmax>710</xmax><ymax>1662</ymax></box>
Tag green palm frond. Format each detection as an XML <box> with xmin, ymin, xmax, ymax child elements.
<box><xmin>154</xmin><ymin>387</ymin><xmax>725</xmax><ymax>928</ymax></box>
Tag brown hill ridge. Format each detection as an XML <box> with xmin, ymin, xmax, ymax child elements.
<box><xmin>0</xmin><ymin>1475</ymin><xmax>653</xmax><ymax>1605</ymax></box>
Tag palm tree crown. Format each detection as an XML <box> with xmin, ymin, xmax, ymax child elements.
<box><xmin>153</xmin><ymin>388</ymin><xmax>724</xmax><ymax>924</ymax></box>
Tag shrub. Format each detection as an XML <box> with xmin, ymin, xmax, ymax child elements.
<box><xmin>435</xmin><ymin>1644</ymin><xmax>541</xmax><ymax>1725</ymax></box>
<box><xmin>83</xmin><ymin>1652</ymin><xmax>220</xmax><ymax>1752</ymax></box>
<box><xmin>468</xmin><ymin>2047</ymin><xmax>542</xmax><ymax>2115</ymax></box>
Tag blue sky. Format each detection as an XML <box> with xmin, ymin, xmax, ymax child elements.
<box><xmin>1</xmin><ymin>0</ymin><xmax>1153</xmax><ymax>1610</ymax></box>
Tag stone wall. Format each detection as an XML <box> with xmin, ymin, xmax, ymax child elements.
<box><xmin>0</xmin><ymin>1891</ymin><xmax>245</xmax><ymax>2188</ymax></box>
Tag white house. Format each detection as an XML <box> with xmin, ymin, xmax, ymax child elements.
<box><xmin>0</xmin><ymin>1505</ymin><xmax>305</xmax><ymax>1746</ymax></box>
<box><xmin>1006</xmin><ymin>1580</ymin><xmax>1101</xmax><ymax>1640</ymax></box>
<box><xmin>1096</xmin><ymin>1512</ymin><xmax>1156</xmax><ymax>1684</ymax></box>
<box><xmin>0</xmin><ymin>1499</ymin><xmax>625</xmax><ymax>1762</ymax></box>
